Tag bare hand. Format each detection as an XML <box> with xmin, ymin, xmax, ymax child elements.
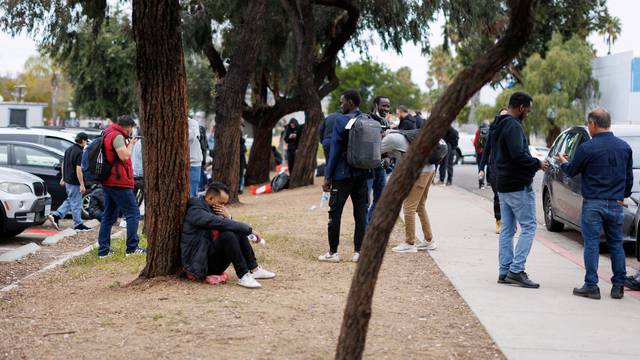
<box><xmin>59</xmin><ymin>180</ymin><xmax>65</xmax><ymax>187</ymax></box>
<box><xmin>554</xmin><ymin>152</ymin><xmax>569</xmax><ymax>164</ymax></box>
<box><xmin>252</xmin><ymin>230</ymin><xmax>262</xmax><ymax>239</ymax></box>
<box><xmin>539</xmin><ymin>160</ymin><xmax>550</xmax><ymax>172</ymax></box>
<box><xmin>212</xmin><ymin>204</ymin><xmax>231</xmax><ymax>218</ymax></box>
<box><xmin>322</xmin><ymin>179</ymin><xmax>331</xmax><ymax>193</ymax></box>
<box><xmin>478</xmin><ymin>171</ymin><xmax>485</xmax><ymax>178</ymax></box>
<box><xmin>618</xmin><ymin>200</ymin><xmax>628</xmax><ymax>207</ymax></box>
<box><xmin>80</xmin><ymin>184</ymin><xmax>86</xmax><ymax>194</ymax></box>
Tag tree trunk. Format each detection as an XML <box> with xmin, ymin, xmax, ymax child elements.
<box><xmin>133</xmin><ymin>0</ymin><xmax>189</xmax><ymax>277</ymax></box>
<box><xmin>245</xmin><ymin>124</ymin><xmax>273</xmax><ymax>185</ymax></box>
<box><xmin>545</xmin><ymin>122</ymin><xmax>561</xmax><ymax>147</ymax></box>
<box><xmin>211</xmin><ymin>0</ymin><xmax>267</xmax><ymax>203</ymax></box>
<box><xmin>335</xmin><ymin>1</ymin><xmax>539</xmax><ymax>359</ymax></box>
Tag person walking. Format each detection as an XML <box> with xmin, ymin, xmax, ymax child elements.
<box><xmin>395</xmin><ymin>105</ymin><xmax>417</xmax><ymax>130</ymax></box>
<box><xmin>474</xmin><ymin>120</ymin><xmax>491</xmax><ymax>189</ymax></box>
<box><xmin>367</xmin><ymin>95</ymin><xmax>391</xmax><ymax>223</ymax></box>
<box><xmin>479</xmin><ymin>109</ymin><xmax>508</xmax><ymax>233</ymax></box>
<box><xmin>492</xmin><ymin>92</ymin><xmax>548</xmax><ymax>288</ymax></box>
<box><xmin>438</xmin><ymin>126</ymin><xmax>458</xmax><ymax>185</ymax></box>
<box><xmin>284</xmin><ymin>118</ymin><xmax>302</xmax><ymax>173</ymax></box>
<box><xmin>47</xmin><ymin>132</ymin><xmax>91</xmax><ymax>232</ymax></box>
<box><xmin>97</xmin><ymin>115</ymin><xmax>146</xmax><ymax>258</ymax></box>
<box><xmin>319</xmin><ymin>90</ymin><xmax>369</xmax><ymax>263</ymax></box>
<box><xmin>556</xmin><ymin>108</ymin><xmax>632</xmax><ymax>300</ymax></box>
<box><xmin>188</xmin><ymin>116</ymin><xmax>204</xmax><ymax>198</ymax></box>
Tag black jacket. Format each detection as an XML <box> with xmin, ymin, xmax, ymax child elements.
<box><xmin>489</xmin><ymin>114</ymin><xmax>540</xmax><ymax>192</ymax></box>
<box><xmin>444</xmin><ymin>126</ymin><xmax>459</xmax><ymax>147</ymax></box>
<box><xmin>181</xmin><ymin>197</ymin><xmax>253</xmax><ymax>279</ymax></box>
<box><xmin>284</xmin><ymin>125</ymin><xmax>303</xmax><ymax>151</ymax></box>
<box><xmin>88</xmin><ymin>186</ymin><xmax>104</xmax><ymax>221</ymax></box>
<box><xmin>199</xmin><ymin>126</ymin><xmax>208</xmax><ymax>167</ymax></box>
<box><xmin>398</xmin><ymin>114</ymin><xmax>417</xmax><ymax>130</ymax></box>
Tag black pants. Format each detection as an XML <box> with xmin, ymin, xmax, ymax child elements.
<box><xmin>439</xmin><ymin>144</ymin><xmax>454</xmax><ymax>184</ymax></box>
<box><xmin>328</xmin><ymin>175</ymin><xmax>369</xmax><ymax>253</ymax></box>
<box><xmin>208</xmin><ymin>231</ymin><xmax>257</xmax><ymax>279</ymax></box>
<box><xmin>488</xmin><ymin>171</ymin><xmax>501</xmax><ymax>221</ymax></box>
<box><xmin>287</xmin><ymin>149</ymin><xmax>296</xmax><ymax>173</ymax></box>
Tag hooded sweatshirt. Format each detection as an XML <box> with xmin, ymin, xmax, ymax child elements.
<box><xmin>489</xmin><ymin>114</ymin><xmax>540</xmax><ymax>193</ymax></box>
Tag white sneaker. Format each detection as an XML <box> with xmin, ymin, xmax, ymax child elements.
<box><xmin>251</xmin><ymin>266</ymin><xmax>276</xmax><ymax>279</ymax></box>
<box><xmin>392</xmin><ymin>243</ymin><xmax>418</xmax><ymax>253</ymax></box>
<box><xmin>119</xmin><ymin>220</ymin><xmax>127</xmax><ymax>229</ymax></box>
<box><xmin>416</xmin><ymin>240</ymin><xmax>437</xmax><ymax>251</ymax></box>
<box><xmin>238</xmin><ymin>273</ymin><xmax>262</xmax><ymax>289</ymax></box>
<box><xmin>352</xmin><ymin>252</ymin><xmax>360</xmax><ymax>262</ymax></box>
<box><xmin>318</xmin><ymin>252</ymin><xmax>340</xmax><ymax>262</ymax></box>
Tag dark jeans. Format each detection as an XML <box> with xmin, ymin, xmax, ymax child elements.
<box><xmin>98</xmin><ymin>186</ymin><xmax>140</xmax><ymax>256</ymax></box>
<box><xmin>367</xmin><ymin>166</ymin><xmax>387</xmax><ymax>223</ymax></box>
<box><xmin>287</xmin><ymin>149</ymin><xmax>296</xmax><ymax>173</ymax></box>
<box><xmin>328</xmin><ymin>175</ymin><xmax>369</xmax><ymax>253</ymax></box>
<box><xmin>208</xmin><ymin>231</ymin><xmax>257</xmax><ymax>279</ymax></box>
<box><xmin>199</xmin><ymin>167</ymin><xmax>207</xmax><ymax>192</ymax></box>
<box><xmin>476</xmin><ymin>153</ymin><xmax>484</xmax><ymax>187</ymax></box>
<box><xmin>581</xmin><ymin>199</ymin><xmax>627</xmax><ymax>286</ymax></box>
<box><xmin>488</xmin><ymin>171</ymin><xmax>501</xmax><ymax>221</ymax></box>
<box><xmin>439</xmin><ymin>143</ymin><xmax>454</xmax><ymax>184</ymax></box>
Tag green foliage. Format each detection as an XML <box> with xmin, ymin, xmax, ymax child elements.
<box><xmin>329</xmin><ymin>60</ymin><xmax>423</xmax><ymax>112</ymax></box>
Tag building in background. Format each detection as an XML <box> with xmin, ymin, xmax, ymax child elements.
<box><xmin>592</xmin><ymin>51</ymin><xmax>640</xmax><ymax>124</ymax></box>
<box><xmin>0</xmin><ymin>99</ymin><xmax>47</xmax><ymax>127</ymax></box>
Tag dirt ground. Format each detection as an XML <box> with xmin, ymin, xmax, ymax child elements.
<box><xmin>0</xmin><ymin>181</ymin><xmax>503</xmax><ymax>359</ymax></box>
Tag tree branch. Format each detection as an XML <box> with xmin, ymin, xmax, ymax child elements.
<box><xmin>201</xmin><ymin>22</ymin><xmax>227</xmax><ymax>79</ymax></box>
<box><xmin>313</xmin><ymin>0</ymin><xmax>359</xmax><ymax>82</ymax></box>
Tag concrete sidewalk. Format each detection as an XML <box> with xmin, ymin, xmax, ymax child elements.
<box><xmin>410</xmin><ymin>185</ymin><xmax>640</xmax><ymax>360</ymax></box>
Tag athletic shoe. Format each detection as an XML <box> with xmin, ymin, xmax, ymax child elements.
<box><xmin>238</xmin><ymin>273</ymin><xmax>261</xmax><ymax>289</ymax></box>
<box><xmin>497</xmin><ymin>274</ymin><xmax>508</xmax><ymax>284</ymax></box>
<box><xmin>505</xmin><ymin>271</ymin><xmax>540</xmax><ymax>289</ymax></box>
<box><xmin>392</xmin><ymin>243</ymin><xmax>417</xmax><ymax>253</ymax></box>
<box><xmin>625</xmin><ymin>276</ymin><xmax>640</xmax><ymax>291</ymax></box>
<box><xmin>611</xmin><ymin>285</ymin><xmax>624</xmax><ymax>299</ymax></box>
<box><xmin>495</xmin><ymin>220</ymin><xmax>501</xmax><ymax>234</ymax></box>
<box><xmin>126</xmin><ymin>247</ymin><xmax>147</xmax><ymax>257</ymax></box>
<box><xmin>318</xmin><ymin>252</ymin><xmax>340</xmax><ymax>262</ymax></box>
<box><xmin>119</xmin><ymin>220</ymin><xmax>127</xmax><ymax>229</ymax></box>
<box><xmin>352</xmin><ymin>252</ymin><xmax>360</xmax><ymax>262</ymax></box>
<box><xmin>573</xmin><ymin>285</ymin><xmax>601</xmax><ymax>299</ymax></box>
<box><xmin>205</xmin><ymin>272</ymin><xmax>228</xmax><ymax>285</ymax></box>
<box><xmin>48</xmin><ymin>214</ymin><xmax>60</xmax><ymax>231</ymax></box>
<box><xmin>251</xmin><ymin>266</ymin><xmax>276</xmax><ymax>279</ymax></box>
<box><xmin>74</xmin><ymin>223</ymin><xmax>93</xmax><ymax>232</ymax></box>
<box><xmin>98</xmin><ymin>251</ymin><xmax>114</xmax><ymax>259</ymax></box>
<box><xmin>415</xmin><ymin>240</ymin><xmax>437</xmax><ymax>251</ymax></box>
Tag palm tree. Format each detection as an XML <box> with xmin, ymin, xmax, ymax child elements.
<box><xmin>599</xmin><ymin>16</ymin><xmax>622</xmax><ymax>55</ymax></box>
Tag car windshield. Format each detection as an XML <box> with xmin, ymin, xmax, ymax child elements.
<box><xmin>619</xmin><ymin>136</ymin><xmax>640</xmax><ymax>169</ymax></box>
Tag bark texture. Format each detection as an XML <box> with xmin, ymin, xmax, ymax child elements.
<box><xmin>244</xmin><ymin>123</ymin><xmax>274</xmax><ymax>185</ymax></box>
<box><xmin>335</xmin><ymin>1</ymin><xmax>539</xmax><ymax>358</ymax></box>
<box><xmin>211</xmin><ymin>0</ymin><xmax>267</xmax><ymax>203</ymax></box>
<box><xmin>133</xmin><ymin>0</ymin><xmax>189</xmax><ymax>277</ymax></box>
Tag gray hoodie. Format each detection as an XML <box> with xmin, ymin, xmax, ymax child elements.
<box><xmin>188</xmin><ymin>118</ymin><xmax>204</xmax><ymax>166</ymax></box>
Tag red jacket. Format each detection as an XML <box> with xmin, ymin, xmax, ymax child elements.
<box><xmin>102</xmin><ymin>124</ymin><xmax>134</xmax><ymax>189</ymax></box>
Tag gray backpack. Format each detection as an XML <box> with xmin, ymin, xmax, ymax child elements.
<box><xmin>347</xmin><ymin>113</ymin><xmax>382</xmax><ymax>169</ymax></box>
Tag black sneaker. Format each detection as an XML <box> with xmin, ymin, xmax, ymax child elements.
<box><xmin>48</xmin><ymin>214</ymin><xmax>60</xmax><ymax>231</ymax></box>
<box><xmin>74</xmin><ymin>223</ymin><xmax>93</xmax><ymax>232</ymax></box>
<box><xmin>505</xmin><ymin>271</ymin><xmax>540</xmax><ymax>288</ymax></box>
<box><xmin>126</xmin><ymin>247</ymin><xmax>147</xmax><ymax>257</ymax></box>
<box><xmin>573</xmin><ymin>285</ymin><xmax>601</xmax><ymax>300</ymax></box>
<box><xmin>624</xmin><ymin>276</ymin><xmax>640</xmax><ymax>291</ymax></box>
<box><xmin>497</xmin><ymin>274</ymin><xmax>508</xmax><ymax>284</ymax></box>
<box><xmin>611</xmin><ymin>285</ymin><xmax>624</xmax><ymax>299</ymax></box>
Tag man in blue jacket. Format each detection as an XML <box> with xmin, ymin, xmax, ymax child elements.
<box><xmin>491</xmin><ymin>92</ymin><xmax>548</xmax><ymax>288</ymax></box>
<box><xmin>556</xmin><ymin>108</ymin><xmax>632</xmax><ymax>300</ymax></box>
<box><xmin>319</xmin><ymin>90</ymin><xmax>369</xmax><ymax>263</ymax></box>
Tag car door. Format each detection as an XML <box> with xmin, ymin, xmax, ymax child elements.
<box><xmin>547</xmin><ymin>132</ymin><xmax>568</xmax><ymax>219</ymax></box>
<box><xmin>10</xmin><ymin>144</ymin><xmax>65</xmax><ymax>210</ymax></box>
<box><xmin>556</xmin><ymin>131</ymin><xmax>584</xmax><ymax>226</ymax></box>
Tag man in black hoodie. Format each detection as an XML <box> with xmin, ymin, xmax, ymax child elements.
<box><xmin>491</xmin><ymin>92</ymin><xmax>548</xmax><ymax>288</ymax></box>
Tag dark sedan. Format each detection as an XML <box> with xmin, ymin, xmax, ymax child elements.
<box><xmin>542</xmin><ymin>125</ymin><xmax>640</xmax><ymax>247</ymax></box>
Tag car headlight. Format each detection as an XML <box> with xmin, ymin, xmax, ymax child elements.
<box><xmin>0</xmin><ymin>182</ymin><xmax>32</xmax><ymax>195</ymax></box>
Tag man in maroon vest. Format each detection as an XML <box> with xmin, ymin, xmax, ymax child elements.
<box><xmin>97</xmin><ymin>115</ymin><xmax>146</xmax><ymax>258</ymax></box>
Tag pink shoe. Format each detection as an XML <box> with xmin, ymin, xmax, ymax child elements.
<box><xmin>205</xmin><ymin>272</ymin><xmax>228</xmax><ymax>285</ymax></box>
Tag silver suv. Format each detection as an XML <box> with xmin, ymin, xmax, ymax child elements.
<box><xmin>0</xmin><ymin>167</ymin><xmax>52</xmax><ymax>237</ymax></box>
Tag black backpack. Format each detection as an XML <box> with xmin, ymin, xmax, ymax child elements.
<box><xmin>86</xmin><ymin>129</ymin><xmax>116</xmax><ymax>182</ymax></box>
<box><xmin>478</xmin><ymin>126</ymin><xmax>490</xmax><ymax>149</ymax></box>
<box><xmin>271</xmin><ymin>172</ymin><xmax>290</xmax><ymax>192</ymax></box>
<box><xmin>389</xmin><ymin>129</ymin><xmax>448</xmax><ymax>165</ymax></box>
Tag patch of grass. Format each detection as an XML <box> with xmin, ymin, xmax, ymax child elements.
<box><xmin>65</xmin><ymin>235</ymin><xmax>148</xmax><ymax>274</ymax></box>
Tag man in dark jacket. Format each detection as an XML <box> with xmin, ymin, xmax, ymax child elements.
<box><xmin>491</xmin><ymin>92</ymin><xmax>548</xmax><ymax>288</ymax></box>
<box><xmin>284</xmin><ymin>118</ymin><xmax>302</xmax><ymax>173</ymax></box>
<box><xmin>181</xmin><ymin>182</ymin><xmax>275</xmax><ymax>289</ymax></box>
<box><xmin>367</xmin><ymin>95</ymin><xmax>391</xmax><ymax>223</ymax></box>
<box><xmin>479</xmin><ymin>109</ymin><xmax>508</xmax><ymax>234</ymax></box>
<box><xmin>395</xmin><ymin>105</ymin><xmax>417</xmax><ymax>130</ymax></box>
<box><xmin>320</xmin><ymin>111</ymin><xmax>342</xmax><ymax>162</ymax></box>
<box><xmin>438</xmin><ymin>126</ymin><xmax>459</xmax><ymax>185</ymax></box>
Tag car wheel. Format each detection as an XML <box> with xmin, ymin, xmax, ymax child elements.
<box><xmin>0</xmin><ymin>208</ymin><xmax>25</xmax><ymax>239</ymax></box>
<box><xmin>543</xmin><ymin>190</ymin><xmax>564</xmax><ymax>232</ymax></box>
<box><xmin>81</xmin><ymin>193</ymin><xmax>92</xmax><ymax>220</ymax></box>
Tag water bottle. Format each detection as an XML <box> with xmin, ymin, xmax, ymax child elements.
<box><xmin>319</xmin><ymin>192</ymin><xmax>329</xmax><ymax>208</ymax></box>
<box><xmin>248</xmin><ymin>234</ymin><xmax>266</xmax><ymax>245</ymax></box>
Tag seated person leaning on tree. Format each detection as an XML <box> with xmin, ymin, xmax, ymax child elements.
<box><xmin>181</xmin><ymin>182</ymin><xmax>275</xmax><ymax>289</ymax></box>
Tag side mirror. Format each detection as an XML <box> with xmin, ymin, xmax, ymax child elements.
<box><xmin>54</xmin><ymin>164</ymin><xmax>62</xmax><ymax>171</ymax></box>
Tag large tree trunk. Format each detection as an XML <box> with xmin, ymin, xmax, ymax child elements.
<box><xmin>245</xmin><ymin>124</ymin><xmax>273</xmax><ymax>185</ymax></box>
<box><xmin>133</xmin><ymin>0</ymin><xmax>189</xmax><ymax>277</ymax></box>
<box><xmin>211</xmin><ymin>0</ymin><xmax>267</xmax><ymax>203</ymax></box>
<box><xmin>335</xmin><ymin>1</ymin><xmax>539</xmax><ymax>358</ymax></box>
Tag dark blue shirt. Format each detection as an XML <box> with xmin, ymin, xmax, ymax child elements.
<box><xmin>561</xmin><ymin>132</ymin><xmax>633</xmax><ymax>201</ymax></box>
<box><xmin>319</xmin><ymin>112</ymin><xmax>342</xmax><ymax>147</ymax></box>
<box><xmin>324</xmin><ymin>110</ymin><xmax>369</xmax><ymax>181</ymax></box>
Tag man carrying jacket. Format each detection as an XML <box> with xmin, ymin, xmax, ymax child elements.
<box><xmin>491</xmin><ymin>92</ymin><xmax>548</xmax><ymax>288</ymax></box>
<box><xmin>181</xmin><ymin>182</ymin><xmax>275</xmax><ymax>289</ymax></box>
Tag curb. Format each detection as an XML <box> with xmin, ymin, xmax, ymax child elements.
<box><xmin>0</xmin><ymin>243</ymin><xmax>41</xmax><ymax>262</ymax></box>
<box><xmin>42</xmin><ymin>228</ymin><xmax>77</xmax><ymax>246</ymax></box>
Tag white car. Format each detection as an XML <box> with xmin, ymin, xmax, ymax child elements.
<box><xmin>529</xmin><ymin>145</ymin><xmax>550</xmax><ymax>163</ymax></box>
<box><xmin>0</xmin><ymin>167</ymin><xmax>52</xmax><ymax>237</ymax></box>
<box><xmin>0</xmin><ymin>127</ymin><xmax>77</xmax><ymax>152</ymax></box>
<box><xmin>456</xmin><ymin>132</ymin><xmax>477</xmax><ymax>164</ymax></box>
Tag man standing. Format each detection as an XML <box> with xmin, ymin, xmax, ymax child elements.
<box><xmin>97</xmin><ymin>115</ymin><xmax>146</xmax><ymax>258</ymax></box>
<box><xmin>395</xmin><ymin>105</ymin><xmax>417</xmax><ymax>130</ymax></box>
<box><xmin>319</xmin><ymin>90</ymin><xmax>369</xmax><ymax>263</ymax></box>
<box><xmin>479</xmin><ymin>109</ymin><xmax>509</xmax><ymax>234</ymax></box>
<box><xmin>367</xmin><ymin>95</ymin><xmax>391</xmax><ymax>223</ymax></box>
<box><xmin>284</xmin><ymin>118</ymin><xmax>302</xmax><ymax>173</ymax></box>
<box><xmin>492</xmin><ymin>92</ymin><xmax>548</xmax><ymax>288</ymax></box>
<box><xmin>438</xmin><ymin>126</ymin><xmax>458</xmax><ymax>185</ymax></box>
<box><xmin>474</xmin><ymin>120</ymin><xmax>491</xmax><ymax>189</ymax></box>
<box><xmin>48</xmin><ymin>132</ymin><xmax>91</xmax><ymax>232</ymax></box>
<box><xmin>188</xmin><ymin>116</ymin><xmax>204</xmax><ymax>198</ymax></box>
<box><xmin>556</xmin><ymin>108</ymin><xmax>632</xmax><ymax>300</ymax></box>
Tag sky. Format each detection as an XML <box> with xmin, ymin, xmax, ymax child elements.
<box><xmin>1</xmin><ymin>0</ymin><xmax>639</xmax><ymax>105</ymax></box>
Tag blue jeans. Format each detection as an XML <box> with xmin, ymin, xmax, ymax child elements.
<box><xmin>581</xmin><ymin>199</ymin><xmax>627</xmax><ymax>286</ymax></box>
<box><xmin>189</xmin><ymin>166</ymin><xmax>201</xmax><ymax>198</ymax></box>
<box><xmin>98</xmin><ymin>187</ymin><xmax>140</xmax><ymax>256</ymax></box>
<box><xmin>53</xmin><ymin>183</ymin><xmax>83</xmax><ymax>227</ymax></box>
<box><xmin>199</xmin><ymin>167</ymin><xmax>207</xmax><ymax>192</ymax></box>
<box><xmin>367</xmin><ymin>166</ymin><xmax>387</xmax><ymax>223</ymax></box>
<box><xmin>498</xmin><ymin>188</ymin><xmax>537</xmax><ymax>275</ymax></box>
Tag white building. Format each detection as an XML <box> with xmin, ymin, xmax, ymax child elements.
<box><xmin>591</xmin><ymin>51</ymin><xmax>640</xmax><ymax>124</ymax></box>
<box><xmin>0</xmin><ymin>101</ymin><xmax>47</xmax><ymax>127</ymax></box>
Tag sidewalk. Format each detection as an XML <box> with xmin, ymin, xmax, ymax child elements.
<box><xmin>412</xmin><ymin>185</ymin><xmax>640</xmax><ymax>360</ymax></box>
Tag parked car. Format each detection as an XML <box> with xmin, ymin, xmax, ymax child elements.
<box><xmin>0</xmin><ymin>167</ymin><xmax>52</xmax><ymax>237</ymax></box>
<box><xmin>0</xmin><ymin>141</ymin><xmax>92</xmax><ymax>218</ymax></box>
<box><xmin>542</xmin><ymin>125</ymin><xmax>640</xmax><ymax>244</ymax></box>
<box><xmin>31</xmin><ymin>126</ymin><xmax>102</xmax><ymax>140</ymax></box>
<box><xmin>454</xmin><ymin>132</ymin><xmax>476</xmax><ymax>164</ymax></box>
<box><xmin>529</xmin><ymin>145</ymin><xmax>550</xmax><ymax>163</ymax></box>
<box><xmin>0</xmin><ymin>127</ymin><xmax>77</xmax><ymax>152</ymax></box>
